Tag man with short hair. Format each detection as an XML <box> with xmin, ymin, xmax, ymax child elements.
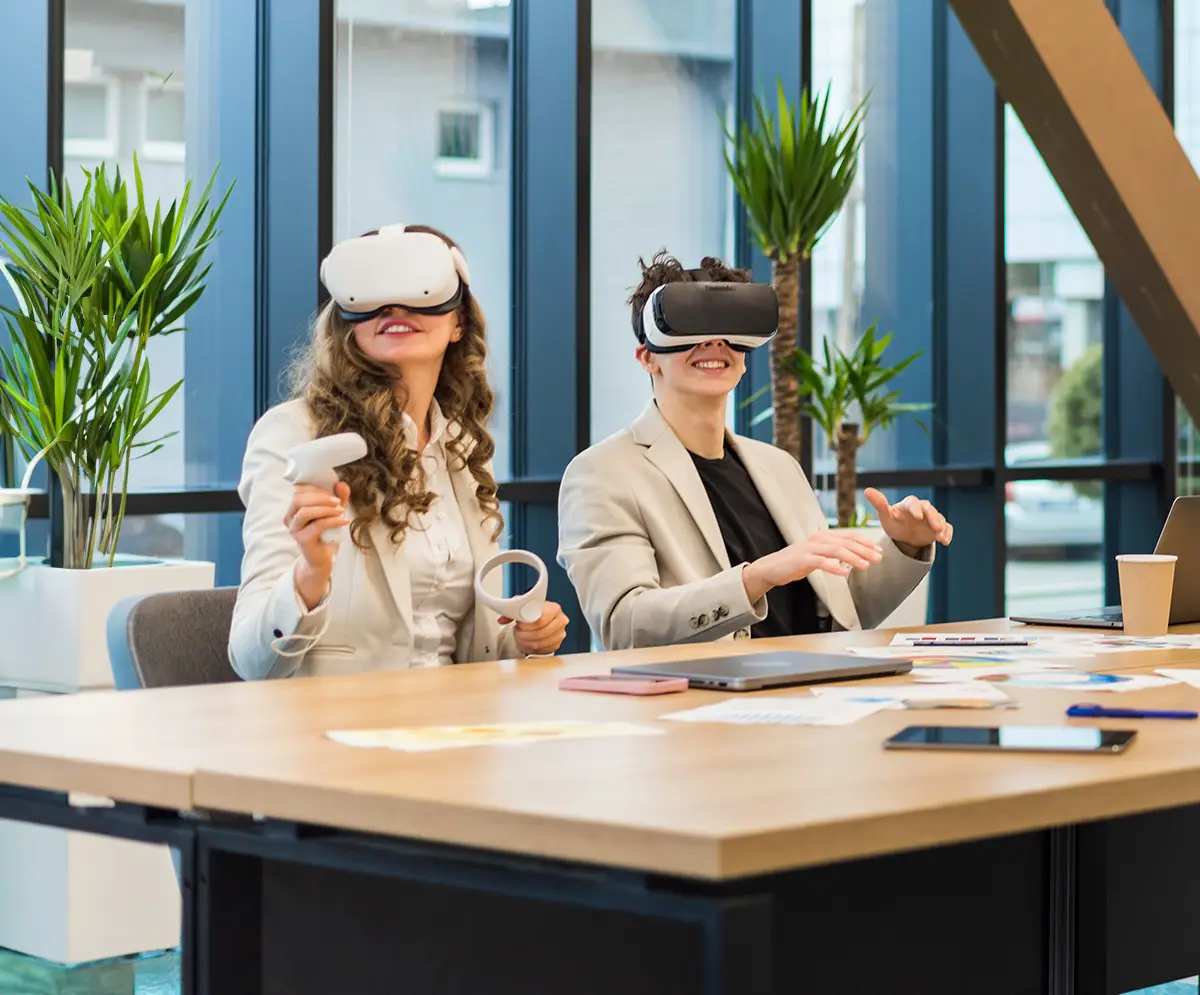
<box><xmin>557</xmin><ymin>251</ymin><xmax>953</xmax><ymax>651</ymax></box>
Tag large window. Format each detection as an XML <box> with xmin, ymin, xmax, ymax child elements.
<box><xmin>588</xmin><ymin>0</ymin><xmax>737</xmax><ymax>445</ymax></box>
<box><xmin>809</xmin><ymin>0</ymin><xmax>868</xmax><ymax>496</ymax></box>
<box><xmin>65</xmin><ymin>0</ymin><xmax>187</xmax><ymax>495</ymax></box>
<box><xmin>333</xmin><ymin>1</ymin><xmax>512</xmax><ymax>478</ymax></box>
<box><xmin>1003</xmin><ymin>108</ymin><xmax>1104</xmax><ymax>613</ymax></box>
<box><xmin>1176</xmin><ymin>0</ymin><xmax>1200</xmax><ymax>498</ymax></box>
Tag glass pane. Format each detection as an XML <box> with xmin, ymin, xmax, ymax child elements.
<box><xmin>115</xmin><ymin>511</ymin><xmax>243</xmax><ymax>576</ymax></box>
<box><xmin>146</xmin><ymin>84</ymin><xmax>186</xmax><ymax>143</ymax></box>
<box><xmin>63</xmin><ymin>81</ymin><xmax>109</xmax><ymax>141</ymax></box>
<box><xmin>334</xmin><ymin>3</ymin><xmax>512</xmax><ymax>478</ymax></box>
<box><xmin>1005</xmin><ymin>476</ymin><xmax>1105</xmax><ymax>616</ymax></box>
<box><xmin>1005</xmin><ymin>106</ymin><xmax>1103</xmax><ymax>458</ymax></box>
<box><xmin>1176</xmin><ymin>0</ymin><xmax>1200</xmax><ymax>495</ymax></box>
<box><xmin>63</xmin><ymin>0</ymin><xmax>188</xmax><ymax>491</ymax></box>
<box><xmin>589</xmin><ymin>0</ymin><xmax>737</xmax><ymax>444</ymax></box>
<box><xmin>810</xmin><ymin>0</ymin><xmax>866</xmax><ymax>478</ymax></box>
<box><xmin>0</xmin><ymin>511</ymin><xmax>243</xmax><ymax>588</ymax></box>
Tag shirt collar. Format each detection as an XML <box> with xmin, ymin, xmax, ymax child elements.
<box><xmin>401</xmin><ymin>399</ymin><xmax>448</xmax><ymax>452</ymax></box>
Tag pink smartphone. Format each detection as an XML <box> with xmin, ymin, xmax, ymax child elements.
<box><xmin>558</xmin><ymin>674</ymin><xmax>689</xmax><ymax>696</ymax></box>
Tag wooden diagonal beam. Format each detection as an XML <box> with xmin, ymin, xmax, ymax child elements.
<box><xmin>947</xmin><ymin>0</ymin><xmax>1200</xmax><ymax>421</ymax></box>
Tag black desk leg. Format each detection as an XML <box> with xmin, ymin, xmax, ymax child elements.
<box><xmin>196</xmin><ymin>837</ymin><xmax>262</xmax><ymax>995</ymax></box>
<box><xmin>1048</xmin><ymin>826</ymin><xmax>1076</xmax><ymax>995</ymax></box>
<box><xmin>700</xmin><ymin>894</ymin><xmax>774</xmax><ymax>995</ymax></box>
<box><xmin>177</xmin><ymin>834</ymin><xmax>198</xmax><ymax>995</ymax></box>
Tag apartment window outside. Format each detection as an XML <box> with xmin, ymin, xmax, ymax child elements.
<box><xmin>63</xmin><ymin>78</ymin><xmax>118</xmax><ymax>159</ymax></box>
<box><xmin>435</xmin><ymin>103</ymin><xmax>494</xmax><ymax>178</ymax></box>
<box><xmin>141</xmin><ymin>77</ymin><xmax>186</xmax><ymax>162</ymax></box>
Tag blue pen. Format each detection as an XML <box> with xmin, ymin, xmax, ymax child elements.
<box><xmin>1067</xmin><ymin>704</ymin><xmax>1198</xmax><ymax>720</ymax></box>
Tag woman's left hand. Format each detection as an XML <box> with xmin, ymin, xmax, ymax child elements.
<box><xmin>502</xmin><ymin>601</ymin><xmax>570</xmax><ymax>656</ymax></box>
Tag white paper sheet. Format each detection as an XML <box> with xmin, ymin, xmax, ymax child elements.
<box><xmin>1154</xmin><ymin>668</ymin><xmax>1200</xmax><ymax>689</ymax></box>
<box><xmin>850</xmin><ymin>644</ymin><xmax>1094</xmax><ymax>662</ymax></box>
<box><xmin>990</xmin><ymin>672</ymin><xmax>1179</xmax><ymax>692</ymax></box>
<box><xmin>890</xmin><ymin>632</ymin><xmax>1042</xmax><ymax>646</ymax></box>
<box><xmin>909</xmin><ymin>660</ymin><xmax>1077</xmax><ymax>681</ymax></box>
<box><xmin>326</xmin><ymin>720</ymin><xmax>662</xmax><ymax>753</ymax></box>
<box><xmin>660</xmin><ymin>696</ymin><xmax>889</xmax><ymax>727</ymax></box>
<box><xmin>810</xmin><ymin>682</ymin><xmax>1011</xmax><ymax>709</ymax></box>
<box><xmin>1043</xmin><ymin>633</ymin><xmax>1200</xmax><ymax>654</ymax></box>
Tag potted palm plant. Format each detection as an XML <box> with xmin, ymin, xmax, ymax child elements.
<box><xmin>0</xmin><ymin>157</ymin><xmax>231</xmax><ymax>692</ymax></box>
<box><xmin>797</xmin><ymin>322</ymin><xmax>933</xmax><ymax>624</ymax></box>
<box><xmin>724</xmin><ymin>78</ymin><xmax>866</xmax><ymax>462</ymax></box>
<box><xmin>796</xmin><ymin>321</ymin><xmax>932</xmax><ymax>528</ymax></box>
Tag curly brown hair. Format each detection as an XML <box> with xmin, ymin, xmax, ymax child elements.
<box><xmin>627</xmin><ymin>250</ymin><xmax>751</xmax><ymax>340</ymax></box>
<box><xmin>287</xmin><ymin>224</ymin><xmax>502</xmax><ymax>548</ymax></box>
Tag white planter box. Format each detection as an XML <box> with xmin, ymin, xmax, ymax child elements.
<box><xmin>837</xmin><ymin>525</ymin><xmax>931</xmax><ymax>629</ymax></box>
<box><xmin>0</xmin><ymin>776</ymin><xmax>182</xmax><ymax>965</ymax></box>
<box><xmin>0</xmin><ymin>556</ymin><xmax>215</xmax><ymax>692</ymax></box>
<box><xmin>0</xmin><ymin>556</ymin><xmax>214</xmax><ymax>964</ymax></box>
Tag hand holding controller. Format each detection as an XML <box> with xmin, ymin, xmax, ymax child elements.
<box><xmin>281</xmin><ymin>433</ymin><xmax>368</xmax><ymax>611</ymax></box>
<box><xmin>475</xmin><ymin>550</ymin><xmax>570</xmax><ymax>656</ymax></box>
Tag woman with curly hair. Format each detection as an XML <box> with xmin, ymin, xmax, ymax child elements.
<box><xmin>229</xmin><ymin>224</ymin><xmax>569</xmax><ymax>680</ymax></box>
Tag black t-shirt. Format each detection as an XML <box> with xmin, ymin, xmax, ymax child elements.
<box><xmin>689</xmin><ymin>447</ymin><xmax>822</xmax><ymax>638</ymax></box>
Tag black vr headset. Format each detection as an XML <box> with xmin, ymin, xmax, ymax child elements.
<box><xmin>635</xmin><ymin>275</ymin><xmax>779</xmax><ymax>354</ymax></box>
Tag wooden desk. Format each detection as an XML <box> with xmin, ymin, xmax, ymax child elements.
<box><xmin>0</xmin><ymin>618</ymin><xmax>1187</xmax><ymax>818</ymax></box>
<box><xmin>2</xmin><ymin>620</ymin><xmax>1200</xmax><ymax>995</ymax></box>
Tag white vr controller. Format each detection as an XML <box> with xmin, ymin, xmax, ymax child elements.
<box><xmin>282</xmin><ymin>432</ymin><xmax>549</xmax><ymax>632</ymax></box>
<box><xmin>282</xmin><ymin>432</ymin><xmax>369</xmax><ymax>543</ymax></box>
<box><xmin>474</xmin><ymin>549</ymin><xmax>549</xmax><ymax>625</ymax></box>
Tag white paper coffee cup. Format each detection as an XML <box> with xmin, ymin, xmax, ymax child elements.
<box><xmin>1116</xmin><ymin>554</ymin><xmax>1177</xmax><ymax>636</ymax></box>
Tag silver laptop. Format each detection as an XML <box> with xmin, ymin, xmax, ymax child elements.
<box><xmin>611</xmin><ymin>651</ymin><xmax>912</xmax><ymax>692</ymax></box>
<box><xmin>1010</xmin><ymin>495</ymin><xmax>1200</xmax><ymax>629</ymax></box>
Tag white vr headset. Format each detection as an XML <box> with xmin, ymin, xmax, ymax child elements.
<box><xmin>319</xmin><ymin>223</ymin><xmax>472</xmax><ymax>321</ymax></box>
<box><xmin>636</xmin><ymin>278</ymin><xmax>779</xmax><ymax>353</ymax></box>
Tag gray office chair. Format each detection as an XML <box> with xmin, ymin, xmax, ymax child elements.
<box><xmin>106</xmin><ymin>587</ymin><xmax>241</xmax><ymax>691</ymax></box>
<box><xmin>106</xmin><ymin>587</ymin><xmax>241</xmax><ymax>898</ymax></box>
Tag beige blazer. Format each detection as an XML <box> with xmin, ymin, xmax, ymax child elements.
<box><xmin>557</xmin><ymin>401</ymin><xmax>933</xmax><ymax>651</ymax></box>
<box><xmin>228</xmin><ymin>399</ymin><xmax>517</xmax><ymax>680</ymax></box>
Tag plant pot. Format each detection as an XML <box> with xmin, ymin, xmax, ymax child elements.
<box><xmin>0</xmin><ymin>555</ymin><xmax>215</xmax><ymax>692</ymax></box>
<box><xmin>0</xmin><ymin>555</ymin><xmax>213</xmax><ymax>964</ymax></box>
<box><xmin>834</xmin><ymin>524</ymin><xmax>931</xmax><ymax>628</ymax></box>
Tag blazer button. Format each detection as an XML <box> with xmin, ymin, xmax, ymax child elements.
<box><xmin>714</xmin><ymin>605</ymin><xmax>729</xmax><ymax>620</ymax></box>
<box><xmin>697</xmin><ymin>613</ymin><xmax>709</xmax><ymax>627</ymax></box>
<box><xmin>273</xmin><ymin>628</ymin><xmax>283</xmax><ymax>639</ymax></box>
<box><xmin>690</xmin><ymin>616</ymin><xmax>702</xmax><ymax>629</ymax></box>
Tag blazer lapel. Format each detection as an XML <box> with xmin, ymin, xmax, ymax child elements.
<box><xmin>633</xmin><ymin>403</ymin><xmax>730</xmax><ymax>571</ymax></box>
<box><xmin>448</xmin><ymin>451</ymin><xmax>501</xmax><ymax>660</ymax></box>
<box><xmin>367</xmin><ymin>517</ymin><xmax>414</xmax><ymax>638</ymax></box>
<box><xmin>729</xmin><ymin>435</ymin><xmax>862</xmax><ymax>630</ymax></box>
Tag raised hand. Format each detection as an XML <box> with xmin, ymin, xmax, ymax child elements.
<box><xmin>863</xmin><ymin>487</ymin><xmax>954</xmax><ymax>552</ymax></box>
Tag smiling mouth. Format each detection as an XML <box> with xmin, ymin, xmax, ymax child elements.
<box><xmin>691</xmin><ymin>358</ymin><xmax>730</xmax><ymax>370</ymax></box>
<box><xmin>379</xmin><ymin>319</ymin><xmax>420</xmax><ymax>335</ymax></box>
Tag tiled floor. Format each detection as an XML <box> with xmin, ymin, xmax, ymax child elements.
<box><xmin>0</xmin><ymin>947</ymin><xmax>1194</xmax><ymax>995</ymax></box>
<box><xmin>0</xmin><ymin>948</ymin><xmax>178</xmax><ymax>994</ymax></box>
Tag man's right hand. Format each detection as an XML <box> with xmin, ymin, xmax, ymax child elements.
<box><xmin>285</xmin><ymin>481</ymin><xmax>350</xmax><ymax>610</ymax></box>
<box><xmin>742</xmin><ymin>531</ymin><xmax>884</xmax><ymax>603</ymax></box>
